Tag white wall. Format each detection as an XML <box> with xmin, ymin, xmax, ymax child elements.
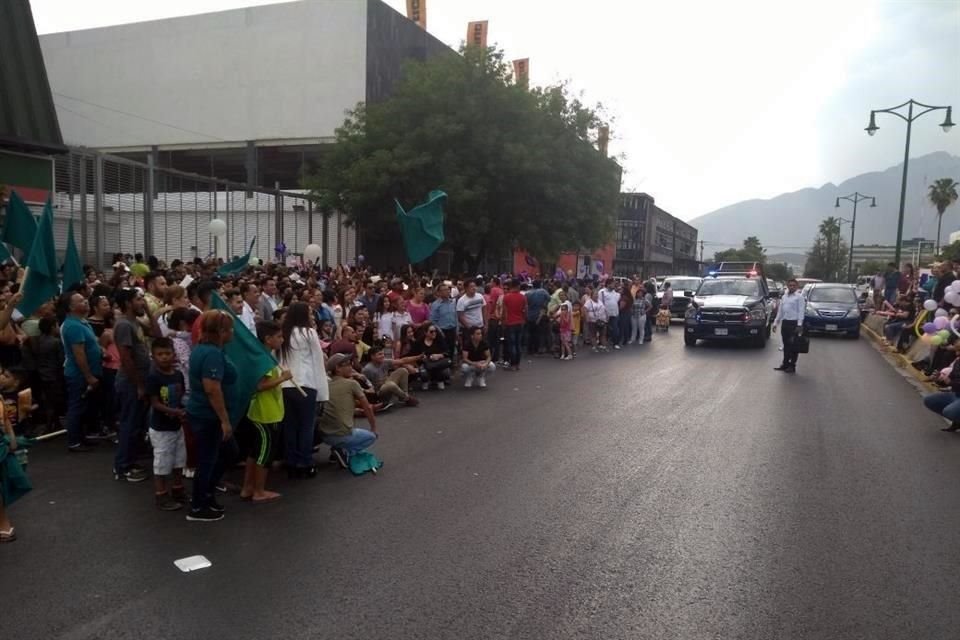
<box><xmin>39</xmin><ymin>0</ymin><xmax>368</xmax><ymax>148</ymax></box>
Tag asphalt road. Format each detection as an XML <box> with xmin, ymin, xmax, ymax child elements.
<box><xmin>3</xmin><ymin>328</ymin><xmax>960</xmax><ymax>640</ymax></box>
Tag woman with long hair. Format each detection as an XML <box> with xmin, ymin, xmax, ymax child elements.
<box><xmin>411</xmin><ymin>323</ymin><xmax>452</xmax><ymax>390</ymax></box>
<box><xmin>407</xmin><ymin>288</ymin><xmax>430</xmax><ymax>328</ymax></box>
<box><xmin>185</xmin><ymin>310</ymin><xmax>238</xmax><ymax>522</ymax></box>
<box><xmin>279</xmin><ymin>302</ymin><xmax>328</xmax><ymax>479</ymax></box>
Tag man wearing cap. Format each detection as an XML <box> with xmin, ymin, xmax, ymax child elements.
<box><xmin>320</xmin><ymin>353</ymin><xmax>378</xmax><ymax>468</ymax></box>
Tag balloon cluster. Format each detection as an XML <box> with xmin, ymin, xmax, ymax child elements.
<box><xmin>919</xmin><ymin>286</ymin><xmax>960</xmax><ymax>345</ymax></box>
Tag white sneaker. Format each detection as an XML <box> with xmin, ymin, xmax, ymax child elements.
<box><xmin>464</xmin><ymin>376</ymin><xmax>473</xmax><ymax>388</ymax></box>
<box><xmin>478</xmin><ymin>376</ymin><xmax>487</xmax><ymax>388</ymax></box>
<box><xmin>613</xmin><ymin>345</ymin><xmax>621</xmax><ymax>350</ymax></box>
<box><xmin>437</xmin><ymin>381</ymin><xmax>445</xmax><ymax>390</ymax></box>
<box><xmin>422</xmin><ymin>382</ymin><xmax>430</xmax><ymax>391</ymax></box>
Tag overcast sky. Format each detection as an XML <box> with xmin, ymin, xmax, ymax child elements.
<box><xmin>29</xmin><ymin>0</ymin><xmax>960</xmax><ymax>221</ymax></box>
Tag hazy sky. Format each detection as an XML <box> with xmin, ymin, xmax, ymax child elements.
<box><xmin>29</xmin><ymin>0</ymin><xmax>960</xmax><ymax>221</ymax></box>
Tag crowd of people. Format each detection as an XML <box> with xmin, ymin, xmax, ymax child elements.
<box><xmin>0</xmin><ymin>252</ymin><xmax>667</xmax><ymax>539</ymax></box>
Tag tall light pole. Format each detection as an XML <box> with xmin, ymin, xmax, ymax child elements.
<box><xmin>835</xmin><ymin>218</ymin><xmax>852</xmax><ymax>281</ymax></box>
<box><xmin>865</xmin><ymin>99</ymin><xmax>953</xmax><ymax>266</ymax></box>
<box><xmin>836</xmin><ymin>192</ymin><xmax>877</xmax><ymax>282</ymax></box>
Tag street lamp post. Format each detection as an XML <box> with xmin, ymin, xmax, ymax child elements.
<box><xmin>836</xmin><ymin>192</ymin><xmax>877</xmax><ymax>282</ymax></box>
<box><xmin>835</xmin><ymin>218</ymin><xmax>852</xmax><ymax>281</ymax></box>
<box><xmin>865</xmin><ymin>99</ymin><xmax>953</xmax><ymax>266</ymax></box>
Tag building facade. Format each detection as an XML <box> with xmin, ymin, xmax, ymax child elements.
<box><xmin>851</xmin><ymin>238</ymin><xmax>936</xmax><ymax>271</ymax></box>
<box><xmin>614</xmin><ymin>193</ymin><xmax>698</xmax><ymax>277</ymax></box>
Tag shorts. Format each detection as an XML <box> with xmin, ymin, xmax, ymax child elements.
<box><xmin>239</xmin><ymin>418</ymin><xmax>280</xmax><ymax>468</ymax></box>
<box><xmin>149</xmin><ymin>428</ymin><xmax>186</xmax><ymax>476</ymax></box>
<box><xmin>560</xmin><ymin>330</ymin><xmax>572</xmax><ymax>344</ymax></box>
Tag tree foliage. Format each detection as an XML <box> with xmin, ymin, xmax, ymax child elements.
<box><xmin>307</xmin><ymin>46</ymin><xmax>622</xmax><ymax>271</ymax></box>
<box><xmin>713</xmin><ymin>236</ymin><xmax>766</xmax><ymax>263</ymax></box>
<box><xmin>804</xmin><ymin>217</ymin><xmax>849</xmax><ymax>280</ymax></box>
<box><xmin>929</xmin><ymin>177</ymin><xmax>959</xmax><ymax>253</ymax></box>
<box><xmin>764</xmin><ymin>262</ymin><xmax>792</xmax><ymax>281</ymax></box>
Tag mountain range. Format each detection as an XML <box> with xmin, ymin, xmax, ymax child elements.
<box><xmin>689</xmin><ymin>151</ymin><xmax>960</xmax><ymax>253</ymax></box>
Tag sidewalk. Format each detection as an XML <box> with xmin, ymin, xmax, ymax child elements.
<box><xmin>860</xmin><ymin>313</ymin><xmax>937</xmax><ymax>392</ymax></box>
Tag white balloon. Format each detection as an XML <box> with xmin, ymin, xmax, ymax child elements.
<box><xmin>946</xmin><ymin>292</ymin><xmax>960</xmax><ymax>306</ymax></box>
<box><xmin>935</xmin><ymin>308</ymin><xmax>949</xmax><ymax>318</ymax></box>
<box><xmin>207</xmin><ymin>218</ymin><xmax>227</xmax><ymax>237</ymax></box>
<box><xmin>924</xmin><ymin>299</ymin><xmax>939</xmax><ymax>311</ymax></box>
<box><xmin>950</xmin><ymin>281</ymin><xmax>960</xmax><ymax>293</ymax></box>
<box><xmin>303</xmin><ymin>244</ymin><xmax>323</xmax><ymax>264</ymax></box>
<box><xmin>248</xmin><ymin>256</ymin><xmax>260</xmax><ymax>267</ymax></box>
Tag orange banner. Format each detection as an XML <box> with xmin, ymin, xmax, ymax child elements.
<box><xmin>598</xmin><ymin>125</ymin><xmax>610</xmax><ymax>157</ymax></box>
<box><xmin>513</xmin><ymin>58</ymin><xmax>529</xmax><ymax>87</ymax></box>
<box><xmin>466</xmin><ymin>20</ymin><xmax>488</xmax><ymax>48</ymax></box>
<box><xmin>406</xmin><ymin>0</ymin><xmax>426</xmax><ymax>29</ymax></box>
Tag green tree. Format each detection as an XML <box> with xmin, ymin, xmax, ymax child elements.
<box><xmin>765</xmin><ymin>262</ymin><xmax>792</xmax><ymax>281</ymax></box>
<box><xmin>804</xmin><ymin>217</ymin><xmax>849</xmax><ymax>280</ymax></box>
<box><xmin>940</xmin><ymin>241</ymin><xmax>960</xmax><ymax>264</ymax></box>
<box><xmin>929</xmin><ymin>177</ymin><xmax>959</xmax><ymax>254</ymax></box>
<box><xmin>857</xmin><ymin>259</ymin><xmax>887</xmax><ymax>278</ymax></box>
<box><xmin>713</xmin><ymin>236</ymin><xmax>766</xmax><ymax>264</ymax></box>
<box><xmin>307</xmin><ymin>45</ymin><xmax>621</xmax><ymax>272</ymax></box>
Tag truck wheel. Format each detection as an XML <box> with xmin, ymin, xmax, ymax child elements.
<box><xmin>753</xmin><ymin>334</ymin><xmax>767</xmax><ymax>348</ymax></box>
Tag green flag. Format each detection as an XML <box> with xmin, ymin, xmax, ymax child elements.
<box><xmin>396</xmin><ymin>190</ymin><xmax>446</xmax><ymax>264</ymax></box>
<box><xmin>62</xmin><ymin>218</ymin><xmax>84</xmax><ymax>292</ymax></box>
<box><xmin>17</xmin><ymin>199</ymin><xmax>58</xmax><ymax>317</ymax></box>
<box><xmin>209</xmin><ymin>292</ymin><xmax>277</xmax><ymax>426</ymax></box>
<box><xmin>0</xmin><ymin>239</ymin><xmax>11</xmax><ymax>264</ymax></box>
<box><xmin>2</xmin><ymin>190</ymin><xmax>38</xmax><ymax>259</ymax></box>
<box><xmin>217</xmin><ymin>236</ymin><xmax>257</xmax><ymax>276</ymax></box>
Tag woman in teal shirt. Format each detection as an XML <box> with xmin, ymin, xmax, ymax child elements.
<box><xmin>186</xmin><ymin>310</ymin><xmax>238</xmax><ymax>522</ymax></box>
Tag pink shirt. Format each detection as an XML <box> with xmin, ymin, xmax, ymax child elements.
<box><xmin>407</xmin><ymin>301</ymin><xmax>430</xmax><ymax>325</ymax></box>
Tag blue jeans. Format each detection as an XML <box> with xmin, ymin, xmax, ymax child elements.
<box><xmin>607</xmin><ymin>314</ymin><xmax>620</xmax><ymax>346</ymax></box>
<box><xmin>114</xmin><ymin>378</ymin><xmax>148</xmax><ymax>472</ymax></box>
<box><xmin>883</xmin><ymin>321</ymin><xmax>905</xmax><ymax>342</ymax></box>
<box><xmin>282</xmin><ymin>387</ymin><xmax>318</xmax><ymax>469</ymax></box>
<box><xmin>504</xmin><ymin>324</ymin><xmax>523</xmax><ymax>367</ymax></box>
<box><xmin>65</xmin><ymin>374</ymin><xmax>89</xmax><ymax>447</ymax></box>
<box><xmin>923</xmin><ymin>392</ymin><xmax>960</xmax><ymax>422</ymax></box>
<box><xmin>323</xmin><ymin>428</ymin><xmax>377</xmax><ymax>457</ymax></box>
<box><xmin>885</xmin><ymin>287</ymin><xmax>898</xmax><ymax>304</ymax></box>
<box><xmin>188</xmin><ymin>415</ymin><xmax>238</xmax><ymax>510</ymax></box>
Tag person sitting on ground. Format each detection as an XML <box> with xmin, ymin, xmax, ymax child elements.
<box><xmin>412</xmin><ymin>323</ymin><xmax>452</xmax><ymax>391</ymax></box>
<box><xmin>460</xmin><ymin>327</ymin><xmax>495</xmax><ymax>388</ymax></box>
<box><xmin>924</xmin><ymin>356</ymin><xmax>960</xmax><ymax>432</ymax></box>
<box><xmin>361</xmin><ymin>345</ymin><xmax>422</xmax><ymax>407</ymax></box>
<box><xmin>320</xmin><ymin>353</ymin><xmax>378</xmax><ymax>469</ymax></box>
<box><xmin>147</xmin><ymin>337</ymin><xmax>188</xmax><ymax>512</ymax></box>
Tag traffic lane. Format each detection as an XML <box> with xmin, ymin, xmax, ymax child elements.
<box><xmin>4</xmin><ymin>333</ymin><xmax>960</xmax><ymax>639</ymax></box>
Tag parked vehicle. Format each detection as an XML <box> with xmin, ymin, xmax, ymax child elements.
<box><xmin>657</xmin><ymin>276</ymin><xmax>703</xmax><ymax>318</ymax></box>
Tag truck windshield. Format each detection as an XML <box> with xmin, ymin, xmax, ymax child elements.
<box><xmin>697</xmin><ymin>279</ymin><xmax>761</xmax><ymax>297</ymax></box>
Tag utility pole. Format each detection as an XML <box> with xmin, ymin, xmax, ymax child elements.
<box><xmin>699</xmin><ymin>240</ymin><xmax>704</xmax><ymax>265</ymax></box>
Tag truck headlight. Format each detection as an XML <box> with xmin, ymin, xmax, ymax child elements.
<box><xmin>749</xmin><ymin>307</ymin><xmax>765</xmax><ymax>320</ymax></box>
<box><xmin>847</xmin><ymin>308</ymin><xmax>860</xmax><ymax>319</ymax></box>
<box><xmin>685</xmin><ymin>305</ymin><xmax>697</xmax><ymax>320</ymax></box>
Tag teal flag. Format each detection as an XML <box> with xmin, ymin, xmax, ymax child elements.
<box><xmin>0</xmin><ymin>239</ymin><xmax>11</xmax><ymax>264</ymax></box>
<box><xmin>217</xmin><ymin>236</ymin><xmax>257</xmax><ymax>276</ymax></box>
<box><xmin>2</xmin><ymin>190</ymin><xmax>38</xmax><ymax>259</ymax></box>
<box><xmin>17</xmin><ymin>199</ymin><xmax>58</xmax><ymax>317</ymax></box>
<box><xmin>396</xmin><ymin>190</ymin><xmax>446</xmax><ymax>264</ymax></box>
<box><xmin>209</xmin><ymin>292</ymin><xmax>277</xmax><ymax>426</ymax></box>
<box><xmin>62</xmin><ymin>218</ymin><xmax>84</xmax><ymax>291</ymax></box>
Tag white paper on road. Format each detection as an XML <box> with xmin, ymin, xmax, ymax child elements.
<box><xmin>174</xmin><ymin>555</ymin><xmax>212</xmax><ymax>573</ymax></box>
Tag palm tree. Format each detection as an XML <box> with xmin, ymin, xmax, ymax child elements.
<box><xmin>929</xmin><ymin>177</ymin><xmax>959</xmax><ymax>255</ymax></box>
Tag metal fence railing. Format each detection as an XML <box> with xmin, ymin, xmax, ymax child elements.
<box><xmin>48</xmin><ymin>147</ymin><xmax>357</xmax><ymax>271</ymax></box>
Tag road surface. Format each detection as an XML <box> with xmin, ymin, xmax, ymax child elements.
<box><xmin>3</xmin><ymin>329</ymin><xmax>960</xmax><ymax>640</ymax></box>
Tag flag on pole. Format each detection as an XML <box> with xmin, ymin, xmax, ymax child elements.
<box><xmin>17</xmin><ymin>199</ymin><xmax>58</xmax><ymax>317</ymax></box>
<box><xmin>62</xmin><ymin>218</ymin><xmax>84</xmax><ymax>291</ymax></box>
<box><xmin>2</xmin><ymin>190</ymin><xmax>38</xmax><ymax>259</ymax></box>
<box><xmin>217</xmin><ymin>236</ymin><xmax>257</xmax><ymax>276</ymax></box>
<box><xmin>209</xmin><ymin>292</ymin><xmax>279</xmax><ymax>426</ymax></box>
<box><xmin>396</xmin><ymin>190</ymin><xmax>446</xmax><ymax>264</ymax></box>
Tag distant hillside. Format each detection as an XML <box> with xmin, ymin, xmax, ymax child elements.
<box><xmin>690</xmin><ymin>151</ymin><xmax>960</xmax><ymax>251</ymax></box>
<box><xmin>767</xmin><ymin>252</ymin><xmax>807</xmax><ymax>266</ymax></box>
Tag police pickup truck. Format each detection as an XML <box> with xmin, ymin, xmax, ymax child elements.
<box><xmin>683</xmin><ymin>263</ymin><xmax>778</xmax><ymax>348</ymax></box>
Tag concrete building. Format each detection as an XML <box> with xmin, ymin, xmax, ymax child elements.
<box><xmin>614</xmin><ymin>193</ymin><xmax>698</xmax><ymax>277</ymax></box>
<box><xmin>38</xmin><ymin>0</ymin><xmax>452</xmax><ymax>264</ymax></box>
<box><xmin>851</xmin><ymin>238</ymin><xmax>936</xmax><ymax>270</ymax></box>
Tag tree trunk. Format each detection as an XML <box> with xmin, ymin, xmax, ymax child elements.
<box><xmin>937</xmin><ymin>211</ymin><xmax>944</xmax><ymax>256</ymax></box>
<box><xmin>465</xmin><ymin>246</ymin><xmax>486</xmax><ymax>276</ymax></box>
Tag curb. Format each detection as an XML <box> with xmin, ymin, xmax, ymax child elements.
<box><xmin>861</xmin><ymin>321</ymin><xmax>938</xmax><ymax>393</ymax></box>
